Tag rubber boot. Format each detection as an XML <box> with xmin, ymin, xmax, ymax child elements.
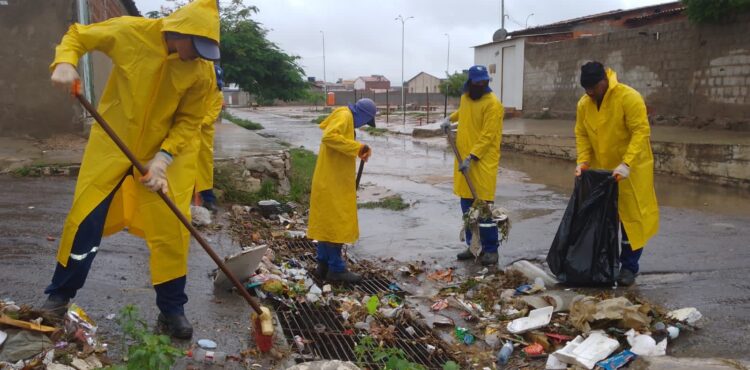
<box><xmin>480</xmin><ymin>252</ymin><xmax>498</xmax><ymax>266</ymax></box>
<box><xmin>158</xmin><ymin>313</ymin><xmax>193</xmax><ymax>340</ymax></box>
<box><xmin>41</xmin><ymin>295</ymin><xmax>70</xmax><ymax>318</ymax></box>
<box><xmin>325</xmin><ymin>244</ymin><xmax>362</xmax><ymax>283</ymax></box>
<box><xmin>326</xmin><ymin>270</ymin><xmax>363</xmax><ymax>283</ymax></box>
<box><xmin>617</xmin><ymin>268</ymin><xmax>637</xmax><ymax>286</ymax></box>
<box><xmin>457</xmin><ymin>248</ymin><xmax>482</xmax><ymax>261</ymax></box>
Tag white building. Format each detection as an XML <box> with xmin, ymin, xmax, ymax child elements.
<box><xmin>473</xmin><ymin>37</ymin><xmax>526</xmax><ymax>110</ymax></box>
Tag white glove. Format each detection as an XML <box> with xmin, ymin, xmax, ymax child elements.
<box><xmin>613</xmin><ymin>163</ymin><xmax>630</xmax><ymax>181</ymax></box>
<box><xmin>440</xmin><ymin>117</ymin><xmax>452</xmax><ymax>134</ymax></box>
<box><xmin>140</xmin><ymin>151</ymin><xmax>173</xmax><ymax>193</ymax></box>
<box><xmin>51</xmin><ymin>63</ymin><xmax>80</xmax><ymax>92</ymax></box>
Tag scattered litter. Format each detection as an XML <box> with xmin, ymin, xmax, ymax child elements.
<box><xmin>257</xmin><ymin>200</ymin><xmax>282</xmax><ymax>218</ymax></box>
<box><xmin>284</xmin><ymin>230</ymin><xmax>306</xmax><ymax>239</ymax></box>
<box><xmin>596</xmin><ymin>350</ymin><xmax>637</xmax><ymax>370</ymax></box>
<box><xmin>522</xmin><ymin>342</ymin><xmax>545</xmax><ymax>356</ymax></box>
<box><xmin>198</xmin><ymin>339</ymin><xmax>218</xmax><ymax>350</ymax></box>
<box><xmin>553</xmin><ymin>331</ymin><xmax>619</xmax><ymax>369</ymax></box>
<box><xmin>667</xmin><ymin>307</ymin><xmax>702</xmax><ymax>325</ymax></box>
<box><xmin>428</xmin><ymin>268</ymin><xmax>454</xmax><ymax>283</ymax></box>
<box><xmin>0</xmin><ymin>329</ymin><xmax>53</xmax><ymax>363</ymax></box>
<box><xmin>213</xmin><ymin>244</ymin><xmax>268</xmax><ymax>289</ymax></box>
<box><xmin>105</xmin><ymin>313</ymin><xmax>116</xmax><ymax>320</ymax></box>
<box><xmin>506</xmin><ymin>260</ymin><xmax>558</xmax><ymax>287</ymax></box>
<box><xmin>546</xmin><ymin>354</ymin><xmax>568</xmax><ymax>369</ymax></box>
<box><xmin>667</xmin><ymin>325</ymin><xmax>680</xmax><ymax>339</ymax></box>
<box><xmin>454</xmin><ymin>327</ymin><xmax>475</xmax><ymax>345</ymax></box>
<box><xmin>431</xmin><ymin>299</ymin><xmax>449</xmax><ymax>312</ymax></box>
<box><xmin>429</xmin><ymin>314</ymin><xmax>454</xmax><ymax>328</ymax></box>
<box><xmin>0</xmin><ymin>330</ymin><xmax>6</xmax><ymax>346</ymax></box>
<box><xmin>46</xmin><ymin>236</ymin><xmax>56</xmax><ymax>242</ymax></box>
<box><xmin>507</xmin><ymin>306</ymin><xmax>553</xmax><ymax>334</ymax></box>
<box><xmin>626</xmin><ymin>329</ymin><xmax>666</xmax><ymax>357</ymax></box>
<box><xmin>322</xmin><ymin>284</ymin><xmax>332</xmax><ymax>293</ymax></box>
<box><xmin>0</xmin><ymin>314</ymin><xmax>56</xmax><ymax>333</ymax></box>
<box><xmin>191</xmin><ymin>205</ymin><xmax>212</xmax><ymax>226</ymax></box>
<box><xmin>496</xmin><ymin>342</ymin><xmax>514</xmax><ymax>366</ymax></box>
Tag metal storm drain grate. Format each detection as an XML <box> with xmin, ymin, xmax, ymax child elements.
<box><xmin>354</xmin><ymin>277</ymin><xmax>406</xmax><ymax>296</ymax></box>
<box><xmin>277</xmin><ymin>302</ymin><xmax>455</xmax><ymax>369</ymax></box>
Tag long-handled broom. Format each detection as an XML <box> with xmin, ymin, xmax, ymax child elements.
<box><xmin>71</xmin><ymin>81</ymin><xmax>275</xmax><ymax>351</ymax></box>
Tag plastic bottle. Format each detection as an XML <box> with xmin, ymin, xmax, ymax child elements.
<box><xmin>189</xmin><ymin>348</ymin><xmax>227</xmax><ymax>365</ymax></box>
<box><xmin>496</xmin><ymin>342</ymin><xmax>514</xmax><ymax>366</ymax></box>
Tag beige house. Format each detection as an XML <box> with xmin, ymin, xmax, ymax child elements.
<box><xmin>406</xmin><ymin>72</ymin><xmax>444</xmax><ymax>94</ymax></box>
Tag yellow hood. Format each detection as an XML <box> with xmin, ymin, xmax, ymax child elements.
<box><xmin>162</xmin><ymin>0</ymin><xmax>220</xmax><ymax>43</ymax></box>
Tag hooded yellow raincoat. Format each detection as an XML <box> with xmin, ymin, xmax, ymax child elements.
<box><xmin>575</xmin><ymin>69</ymin><xmax>659</xmax><ymax>250</ymax></box>
<box><xmin>51</xmin><ymin>0</ymin><xmax>219</xmax><ymax>285</ymax></box>
<box><xmin>307</xmin><ymin>107</ymin><xmax>362</xmax><ymax>244</ymax></box>
<box><xmin>448</xmin><ymin>92</ymin><xmax>504</xmax><ymax>201</ymax></box>
<box><xmin>196</xmin><ymin>85</ymin><xmax>224</xmax><ymax>192</ymax></box>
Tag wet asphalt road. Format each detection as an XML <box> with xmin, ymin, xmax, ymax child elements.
<box><xmin>0</xmin><ymin>107</ymin><xmax>748</xmax><ymax>364</ymax></box>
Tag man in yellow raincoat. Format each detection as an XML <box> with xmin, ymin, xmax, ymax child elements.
<box><xmin>308</xmin><ymin>98</ymin><xmax>376</xmax><ymax>283</ymax></box>
<box><xmin>195</xmin><ymin>64</ymin><xmax>225</xmax><ymax>212</ymax></box>
<box><xmin>440</xmin><ymin>65</ymin><xmax>504</xmax><ymax>266</ymax></box>
<box><xmin>43</xmin><ymin>0</ymin><xmax>220</xmax><ymax>339</ymax></box>
<box><xmin>575</xmin><ymin>61</ymin><xmax>660</xmax><ymax>286</ymax></box>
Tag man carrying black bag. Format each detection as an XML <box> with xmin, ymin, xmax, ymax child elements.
<box><xmin>548</xmin><ymin>62</ymin><xmax>659</xmax><ymax>286</ymax></box>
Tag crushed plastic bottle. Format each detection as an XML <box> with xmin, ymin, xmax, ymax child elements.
<box><xmin>496</xmin><ymin>342</ymin><xmax>514</xmax><ymax>366</ymax></box>
<box><xmin>189</xmin><ymin>348</ymin><xmax>227</xmax><ymax>364</ymax></box>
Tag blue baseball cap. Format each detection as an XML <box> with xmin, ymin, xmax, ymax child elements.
<box><xmin>467</xmin><ymin>65</ymin><xmax>490</xmax><ymax>83</ymax></box>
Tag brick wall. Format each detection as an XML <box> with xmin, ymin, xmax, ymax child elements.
<box><xmin>89</xmin><ymin>0</ymin><xmax>128</xmax><ymax>23</ymax></box>
<box><xmin>523</xmin><ymin>14</ymin><xmax>750</xmax><ymax>130</ymax></box>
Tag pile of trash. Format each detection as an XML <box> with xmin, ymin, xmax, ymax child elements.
<box><xmin>391</xmin><ymin>258</ymin><xmax>703</xmax><ymax>369</ymax></box>
<box><xmin>0</xmin><ymin>299</ymin><xmax>108</xmax><ymax>370</ymax></box>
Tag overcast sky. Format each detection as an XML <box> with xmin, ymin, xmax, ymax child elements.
<box><xmin>134</xmin><ymin>0</ymin><xmax>670</xmax><ymax>83</ymax></box>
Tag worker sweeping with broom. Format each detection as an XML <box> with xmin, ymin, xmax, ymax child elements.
<box><xmin>440</xmin><ymin>65</ymin><xmax>504</xmax><ymax>266</ymax></box>
<box><xmin>44</xmin><ymin>0</ymin><xmax>220</xmax><ymax>339</ymax></box>
<box><xmin>308</xmin><ymin>98</ymin><xmax>377</xmax><ymax>283</ymax></box>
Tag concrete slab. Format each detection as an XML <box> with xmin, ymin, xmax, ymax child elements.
<box><xmin>213</xmin><ymin>119</ymin><xmax>285</xmax><ymax>159</ymax></box>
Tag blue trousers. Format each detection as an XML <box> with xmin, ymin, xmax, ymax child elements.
<box><xmin>199</xmin><ymin>189</ymin><xmax>216</xmax><ymax>204</ymax></box>
<box><xmin>460</xmin><ymin>198</ymin><xmax>500</xmax><ymax>253</ymax></box>
<box><xmin>316</xmin><ymin>242</ymin><xmax>347</xmax><ymax>273</ymax></box>
<box><xmin>620</xmin><ymin>224</ymin><xmax>643</xmax><ymax>274</ymax></box>
<box><xmin>45</xmin><ymin>176</ymin><xmax>188</xmax><ymax>315</ymax></box>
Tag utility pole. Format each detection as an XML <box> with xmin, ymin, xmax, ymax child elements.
<box><xmin>501</xmin><ymin>0</ymin><xmax>505</xmax><ymax>29</ymax></box>
<box><xmin>525</xmin><ymin>13</ymin><xmax>534</xmax><ymax>28</ymax></box>
<box><xmin>320</xmin><ymin>30</ymin><xmax>327</xmax><ymax>96</ymax></box>
<box><xmin>444</xmin><ymin>33</ymin><xmax>450</xmax><ymax>76</ymax></box>
<box><xmin>395</xmin><ymin>15</ymin><xmax>413</xmax><ymax>127</ymax></box>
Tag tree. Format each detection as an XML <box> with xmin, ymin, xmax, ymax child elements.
<box><xmin>146</xmin><ymin>0</ymin><xmax>308</xmax><ymax>103</ymax></box>
<box><xmin>439</xmin><ymin>72</ymin><xmax>468</xmax><ymax>98</ymax></box>
<box><xmin>682</xmin><ymin>0</ymin><xmax>750</xmax><ymax>23</ymax></box>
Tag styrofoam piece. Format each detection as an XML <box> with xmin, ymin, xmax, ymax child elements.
<box><xmin>213</xmin><ymin>244</ymin><xmax>268</xmax><ymax>289</ymax></box>
<box><xmin>545</xmin><ymin>353</ymin><xmax>568</xmax><ymax>369</ymax></box>
<box><xmin>626</xmin><ymin>329</ymin><xmax>667</xmax><ymax>357</ymax></box>
<box><xmin>552</xmin><ymin>331</ymin><xmax>620</xmax><ymax>369</ymax></box>
<box><xmin>507</xmin><ymin>306</ymin><xmax>554</xmax><ymax>334</ymax></box>
<box><xmin>0</xmin><ymin>329</ymin><xmax>6</xmax><ymax>346</ymax></box>
<box><xmin>667</xmin><ymin>307</ymin><xmax>702</xmax><ymax>324</ymax></box>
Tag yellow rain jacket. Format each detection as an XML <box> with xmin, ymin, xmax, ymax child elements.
<box><xmin>575</xmin><ymin>69</ymin><xmax>659</xmax><ymax>250</ymax></box>
<box><xmin>448</xmin><ymin>92</ymin><xmax>504</xmax><ymax>201</ymax></box>
<box><xmin>307</xmin><ymin>107</ymin><xmax>362</xmax><ymax>244</ymax></box>
<box><xmin>196</xmin><ymin>85</ymin><xmax>224</xmax><ymax>192</ymax></box>
<box><xmin>51</xmin><ymin>0</ymin><xmax>219</xmax><ymax>285</ymax></box>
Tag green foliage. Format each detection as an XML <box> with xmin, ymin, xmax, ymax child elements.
<box><xmin>354</xmin><ymin>335</ymin><xmax>427</xmax><ymax>370</ymax></box>
<box><xmin>104</xmin><ymin>305</ymin><xmax>183</xmax><ymax>370</ymax></box>
<box><xmin>220</xmin><ymin>1</ymin><xmax>308</xmax><ymax>102</ymax></box>
<box><xmin>221</xmin><ymin>111</ymin><xmax>264</xmax><ymax>130</ymax></box>
<box><xmin>439</xmin><ymin>72</ymin><xmax>468</xmax><ymax>98</ymax></box>
<box><xmin>213</xmin><ymin>148</ymin><xmax>317</xmax><ymax>206</ymax></box>
<box><xmin>442</xmin><ymin>362</ymin><xmax>460</xmax><ymax>370</ymax></box>
<box><xmin>682</xmin><ymin>0</ymin><xmax>750</xmax><ymax>23</ymax></box>
<box><xmin>311</xmin><ymin>115</ymin><xmax>327</xmax><ymax>124</ymax></box>
<box><xmin>304</xmin><ymin>90</ymin><xmax>326</xmax><ymax>111</ymax></box>
<box><xmin>11</xmin><ymin>166</ymin><xmax>41</xmax><ymax>177</ymax></box>
<box><xmin>359</xmin><ymin>195</ymin><xmax>410</xmax><ymax>211</ymax></box>
<box><xmin>363</xmin><ymin>127</ymin><xmax>388</xmax><ymax>136</ymax></box>
<box><xmin>287</xmin><ymin>148</ymin><xmax>317</xmax><ymax>205</ymax></box>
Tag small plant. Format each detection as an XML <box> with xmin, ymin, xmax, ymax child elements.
<box><xmin>104</xmin><ymin>305</ymin><xmax>183</xmax><ymax>370</ymax></box>
<box><xmin>11</xmin><ymin>166</ymin><xmax>41</xmax><ymax>177</ymax></box>
<box><xmin>311</xmin><ymin>115</ymin><xmax>327</xmax><ymax>124</ymax></box>
<box><xmin>363</xmin><ymin>126</ymin><xmax>388</xmax><ymax>136</ymax></box>
<box><xmin>359</xmin><ymin>195</ymin><xmax>410</xmax><ymax>211</ymax></box>
<box><xmin>221</xmin><ymin>111</ymin><xmax>264</xmax><ymax>130</ymax></box>
<box><xmin>354</xmin><ymin>335</ymin><xmax>426</xmax><ymax>370</ymax></box>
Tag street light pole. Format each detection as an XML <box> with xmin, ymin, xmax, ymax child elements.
<box><xmin>444</xmin><ymin>33</ymin><xmax>450</xmax><ymax>76</ymax></box>
<box><xmin>525</xmin><ymin>13</ymin><xmax>534</xmax><ymax>28</ymax></box>
<box><xmin>396</xmin><ymin>15</ymin><xmax>413</xmax><ymax>127</ymax></box>
<box><xmin>320</xmin><ymin>30</ymin><xmax>327</xmax><ymax>97</ymax></box>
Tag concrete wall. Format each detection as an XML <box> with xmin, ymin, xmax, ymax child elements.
<box><xmin>502</xmin><ymin>134</ymin><xmax>750</xmax><ymax>188</ymax></box>
<box><xmin>523</xmin><ymin>14</ymin><xmax>750</xmax><ymax>130</ymax></box>
<box><xmin>406</xmin><ymin>73</ymin><xmax>442</xmax><ymax>94</ymax></box>
<box><xmin>474</xmin><ymin>37</ymin><xmax>525</xmax><ymax>109</ymax></box>
<box><xmin>328</xmin><ymin>90</ymin><xmax>460</xmax><ymax>109</ymax></box>
<box><xmin>0</xmin><ymin>0</ymin><xmax>82</xmax><ymax>138</ymax></box>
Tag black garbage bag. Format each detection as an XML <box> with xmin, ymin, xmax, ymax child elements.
<box><xmin>546</xmin><ymin>170</ymin><xmax>619</xmax><ymax>285</ymax></box>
